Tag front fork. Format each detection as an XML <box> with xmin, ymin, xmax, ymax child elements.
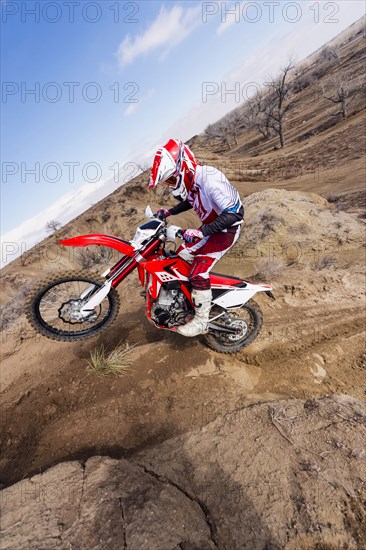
<box><xmin>79</xmin><ymin>260</ymin><xmax>136</xmax><ymax>315</ymax></box>
<box><xmin>71</xmin><ymin>267</ymin><xmax>111</xmax><ymax>317</ymax></box>
<box><xmin>78</xmin><ymin>238</ymin><xmax>161</xmax><ymax>315</ymax></box>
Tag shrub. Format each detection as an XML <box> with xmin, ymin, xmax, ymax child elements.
<box><xmin>292</xmin><ymin>73</ymin><xmax>312</xmax><ymax>93</ymax></box>
<box><xmin>125</xmin><ymin>207</ymin><xmax>137</xmax><ymax>216</ymax></box>
<box><xmin>76</xmin><ymin>246</ymin><xmax>114</xmax><ymax>269</ymax></box>
<box><xmin>258</xmin><ymin>212</ymin><xmax>286</xmax><ymax>236</ymax></box>
<box><xmin>325</xmin><ymin>193</ymin><xmax>340</xmax><ymax>203</ymax></box>
<box><xmin>0</xmin><ymin>283</ymin><xmax>33</xmax><ymax>331</ymax></box>
<box><xmin>312</xmin><ymin>254</ymin><xmax>338</xmax><ymax>270</ymax></box>
<box><xmin>255</xmin><ymin>259</ymin><xmax>285</xmax><ymax>281</ymax></box>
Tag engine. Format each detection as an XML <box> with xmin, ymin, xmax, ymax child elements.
<box><xmin>151</xmin><ymin>286</ymin><xmax>193</xmax><ymax>327</ymax></box>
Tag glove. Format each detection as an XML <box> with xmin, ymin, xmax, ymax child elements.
<box><xmin>183</xmin><ymin>229</ymin><xmax>204</xmax><ymax>243</ymax></box>
<box><xmin>156</xmin><ymin>208</ymin><xmax>171</xmax><ymax>220</ymax></box>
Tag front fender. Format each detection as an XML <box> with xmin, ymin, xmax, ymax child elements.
<box><xmin>59</xmin><ymin>234</ymin><xmax>135</xmax><ymax>257</ymax></box>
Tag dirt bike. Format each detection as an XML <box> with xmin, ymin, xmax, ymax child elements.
<box><xmin>25</xmin><ymin>206</ymin><xmax>274</xmax><ymax>353</ymax></box>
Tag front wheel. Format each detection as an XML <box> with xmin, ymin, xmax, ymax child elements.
<box><xmin>25</xmin><ymin>270</ymin><xmax>120</xmax><ymax>341</ymax></box>
<box><xmin>204</xmin><ymin>299</ymin><xmax>263</xmax><ymax>354</ymax></box>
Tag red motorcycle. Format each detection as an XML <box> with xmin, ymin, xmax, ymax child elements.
<box><xmin>26</xmin><ymin>207</ymin><xmax>274</xmax><ymax>353</ymax></box>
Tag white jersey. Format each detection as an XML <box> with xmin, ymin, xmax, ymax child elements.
<box><xmin>187</xmin><ymin>165</ymin><xmax>243</xmax><ymax>225</ymax></box>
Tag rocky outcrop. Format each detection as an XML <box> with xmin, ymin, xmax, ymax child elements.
<box><xmin>0</xmin><ymin>458</ymin><xmax>216</xmax><ymax>550</ymax></box>
<box><xmin>1</xmin><ymin>395</ymin><xmax>365</xmax><ymax>549</ymax></box>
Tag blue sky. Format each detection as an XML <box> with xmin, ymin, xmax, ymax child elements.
<box><xmin>1</xmin><ymin>0</ymin><xmax>365</xmax><ymax>265</ymax></box>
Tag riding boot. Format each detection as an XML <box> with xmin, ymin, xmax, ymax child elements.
<box><xmin>177</xmin><ymin>288</ymin><xmax>212</xmax><ymax>337</ymax></box>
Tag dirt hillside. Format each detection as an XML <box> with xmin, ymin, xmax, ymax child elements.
<box><xmin>0</xmin><ymin>16</ymin><xmax>365</xmax><ymax>550</ymax></box>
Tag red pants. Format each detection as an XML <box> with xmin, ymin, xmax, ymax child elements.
<box><xmin>180</xmin><ymin>226</ymin><xmax>241</xmax><ymax>290</ymax></box>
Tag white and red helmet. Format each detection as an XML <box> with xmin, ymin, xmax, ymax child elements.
<box><xmin>149</xmin><ymin>138</ymin><xmax>198</xmax><ymax>200</ymax></box>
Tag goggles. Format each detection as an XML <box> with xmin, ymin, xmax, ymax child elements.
<box><xmin>163</xmin><ymin>175</ymin><xmax>178</xmax><ymax>187</ymax></box>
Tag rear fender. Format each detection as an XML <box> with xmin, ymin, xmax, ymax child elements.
<box><xmin>59</xmin><ymin>234</ymin><xmax>135</xmax><ymax>257</ymax></box>
<box><xmin>212</xmin><ymin>281</ymin><xmax>272</xmax><ymax>309</ymax></box>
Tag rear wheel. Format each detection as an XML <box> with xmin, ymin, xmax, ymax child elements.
<box><xmin>25</xmin><ymin>270</ymin><xmax>120</xmax><ymax>341</ymax></box>
<box><xmin>204</xmin><ymin>299</ymin><xmax>263</xmax><ymax>354</ymax></box>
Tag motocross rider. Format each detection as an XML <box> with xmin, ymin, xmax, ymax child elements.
<box><xmin>149</xmin><ymin>138</ymin><xmax>244</xmax><ymax>337</ymax></box>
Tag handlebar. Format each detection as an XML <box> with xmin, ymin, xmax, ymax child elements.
<box><xmin>153</xmin><ymin>211</ymin><xmax>196</xmax><ymax>242</ymax></box>
<box><xmin>155</xmin><ymin>211</ymin><xmax>167</xmax><ymax>221</ymax></box>
<box><xmin>174</xmin><ymin>228</ymin><xmax>199</xmax><ymax>242</ymax></box>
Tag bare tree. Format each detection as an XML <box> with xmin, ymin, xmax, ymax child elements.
<box><xmin>243</xmin><ymin>91</ymin><xmax>274</xmax><ymax>140</ymax></box>
<box><xmin>136</xmin><ymin>162</ymin><xmax>150</xmax><ymax>173</ymax></box>
<box><xmin>46</xmin><ymin>220</ymin><xmax>62</xmax><ymax>233</ymax></box>
<box><xmin>203</xmin><ymin>59</ymin><xmax>295</xmax><ymax>149</ymax></box>
<box><xmin>322</xmin><ymin>80</ymin><xmax>356</xmax><ymax>119</ymax></box>
<box><xmin>264</xmin><ymin>59</ymin><xmax>296</xmax><ymax>148</ymax></box>
<box><xmin>204</xmin><ymin>121</ymin><xmax>232</xmax><ymax>150</ymax></box>
<box><xmin>226</xmin><ymin>109</ymin><xmax>244</xmax><ymax>146</ymax></box>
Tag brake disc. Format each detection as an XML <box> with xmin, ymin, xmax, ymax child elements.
<box><xmin>58</xmin><ymin>299</ymin><xmax>98</xmax><ymax>324</ymax></box>
<box><xmin>225</xmin><ymin>318</ymin><xmax>248</xmax><ymax>341</ymax></box>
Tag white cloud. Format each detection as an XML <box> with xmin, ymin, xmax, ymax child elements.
<box><xmin>0</xmin><ymin>173</ymin><xmax>130</xmax><ymax>267</ymax></box>
<box><xmin>117</xmin><ymin>4</ymin><xmax>202</xmax><ymax>66</ymax></box>
<box><xmin>217</xmin><ymin>1</ymin><xmax>246</xmax><ymax>36</ymax></box>
<box><xmin>124</xmin><ymin>102</ymin><xmax>139</xmax><ymax>116</ymax></box>
<box><xmin>124</xmin><ymin>88</ymin><xmax>155</xmax><ymax>117</ymax></box>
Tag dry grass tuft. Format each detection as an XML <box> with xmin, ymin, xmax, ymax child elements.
<box><xmin>86</xmin><ymin>342</ymin><xmax>137</xmax><ymax>376</ymax></box>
